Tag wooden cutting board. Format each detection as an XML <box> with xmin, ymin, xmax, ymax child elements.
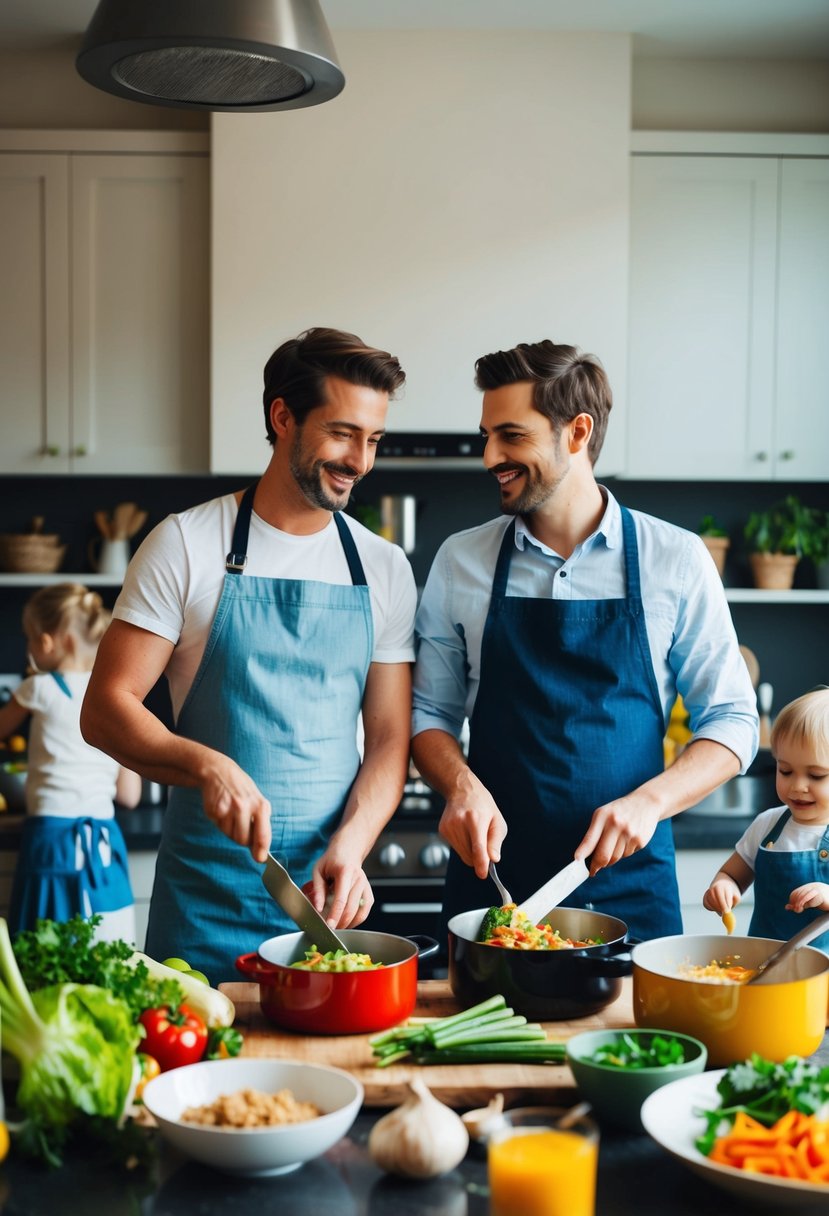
<box><xmin>219</xmin><ymin>979</ymin><xmax>635</xmax><ymax>1109</ymax></box>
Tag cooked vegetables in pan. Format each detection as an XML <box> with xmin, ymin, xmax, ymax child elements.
<box><xmin>290</xmin><ymin>946</ymin><xmax>384</xmax><ymax>972</ymax></box>
<box><xmin>477</xmin><ymin>904</ymin><xmax>602</xmax><ymax>950</ymax></box>
<box><xmin>678</xmin><ymin>958</ymin><xmax>754</xmax><ymax>984</ymax></box>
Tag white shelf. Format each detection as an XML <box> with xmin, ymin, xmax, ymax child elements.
<box><xmin>0</xmin><ymin>572</ymin><xmax>122</xmax><ymax>587</ymax></box>
<box><xmin>724</xmin><ymin>589</ymin><xmax>829</xmax><ymax>604</ymax></box>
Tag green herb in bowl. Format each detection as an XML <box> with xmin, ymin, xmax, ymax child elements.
<box><xmin>566</xmin><ymin>1027</ymin><xmax>708</xmax><ymax>1132</ymax></box>
<box><xmin>588</xmin><ymin>1031</ymin><xmax>687</xmax><ymax>1070</ymax></box>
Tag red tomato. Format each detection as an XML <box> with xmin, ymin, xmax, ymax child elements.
<box><xmin>139</xmin><ymin>1004</ymin><xmax>209</xmax><ymax>1072</ymax></box>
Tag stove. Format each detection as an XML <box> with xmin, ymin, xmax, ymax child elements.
<box><xmin>362</xmin><ymin>777</ymin><xmax>449</xmax><ymax>977</ymax></box>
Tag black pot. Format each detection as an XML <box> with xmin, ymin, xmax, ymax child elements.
<box><xmin>448</xmin><ymin>906</ymin><xmax>632</xmax><ymax>1020</ymax></box>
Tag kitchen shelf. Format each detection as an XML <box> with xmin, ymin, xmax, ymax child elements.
<box><xmin>723</xmin><ymin>589</ymin><xmax>829</xmax><ymax>604</ymax></box>
<box><xmin>0</xmin><ymin>573</ymin><xmax>123</xmax><ymax>587</ymax></box>
<box><xmin>0</xmin><ymin>576</ymin><xmax>826</xmax><ymax>602</ymax></box>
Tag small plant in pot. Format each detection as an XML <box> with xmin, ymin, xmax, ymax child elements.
<box><xmin>698</xmin><ymin>515</ymin><xmax>730</xmax><ymax>580</ymax></box>
<box><xmin>804</xmin><ymin>507</ymin><xmax>829</xmax><ymax>591</ymax></box>
<box><xmin>743</xmin><ymin>495</ymin><xmax>813</xmax><ymax>590</ymax></box>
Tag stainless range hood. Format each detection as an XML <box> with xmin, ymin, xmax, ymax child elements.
<box><xmin>76</xmin><ymin>0</ymin><xmax>345</xmax><ymax>112</ymax></box>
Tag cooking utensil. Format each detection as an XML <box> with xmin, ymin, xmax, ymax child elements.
<box><xmin>448</xmin><ymin>906</ymin><xmax>632</xmax><ymax>1021</ymax></box>
<box><xmin>261</xmin><ymin>853</ymin><xmax>347</xmax><ymax>953</ymax></box>
<box><xmin>758</xmin><ymin>681</ymin><xmax>773</xmax><ymax>748</ymax></box>
<box><xmin>516</xmin><ymin>858</ymin><xmax>589</xmax><ymax>925</ymax></box>
<box><xmin>111</xmin><ymin>501</ymin><xmax>138</xmax><ymax>539</ymax></box>
<box><xmin>746</xmin><ymin>911</ymin><xmax>829</xmax><ymax>984</ymax></box>
<box><xmin>631</xmin><ymin>934</ymin><xmax>829</xmax><ymax>1067</ymax></box>
<box><xmin>488</xmin><ymin>862</ymin><xmax>512</xmax><ymax>906</ymax></box>
<box><xmin>125</xmin><ymin>508</ymin><xmax>148</xmax><ymax>538</ymax></box>
<box><xmin>235</xmin><ymin>929</ymin><xmax>438</xmax><ymax>1034</ymax></box>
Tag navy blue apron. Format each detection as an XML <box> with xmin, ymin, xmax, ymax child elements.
<box><xmin>749</xmin><ymin>809</ymin><xmax>829</xmax><ymax>951</ymax></box>
<box><xmin>10</xmin><ymin>674</ymin><xmax>133</xmax><ymax>935</ymax></box>
<box><xmin>145</xmin><ymin>485</ymin><xmax>374</xmax><ymax>983</ymax></box>
<box><xmin>442</xmin><ymin>507</ymin><xmax>681</xmax><ymax>942</ymax></box>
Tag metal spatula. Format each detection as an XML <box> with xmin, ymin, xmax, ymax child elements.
<box><xmin>516</xmin><ymin>858</ymin><xmax>590</xmax><ymax>926</ymax></box>
<box><xmin>262</xmin><ymin>853</ymin><xmax>348</xmax><ymax>953</ymax></box>
<box><xmin>746</xmin><ymin>911</ymin><xmax>829</xmax><ymax>984</ymax></box>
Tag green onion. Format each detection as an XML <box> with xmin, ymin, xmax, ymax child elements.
<box><xmin>370</xmin><ymin>994</ymin><xmax>565</xmax><ymax>1068</ymax></box>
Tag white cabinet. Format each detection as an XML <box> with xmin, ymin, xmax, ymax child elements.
<box><xmin>0</xmin><ymin>133</ymin><xmax>209</xmax><ymax>474</ymax></box>
<box><xmin>626</xmin><ymin>136</ymin><xmax>829</xmax><ymax>481</ymax></box>
<box><xmin>675</xmin><ymin>848</ymin><xmax>755</xmax><ymax>936</ymax></box>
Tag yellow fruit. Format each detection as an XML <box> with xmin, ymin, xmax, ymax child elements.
<box><xmin>7</xmin><ymin>736</ymin><xmax>26</xmax><ymax>753</ymax></box>
<box><xmin>0</xmin><ymin>1121</ymin><xmax>9</xmax><ymax>1162</ymax></box>
<box><xmin>0</xmin><ymin>794</ymin><xmax>8</xmax><ymax>813</ymax></box>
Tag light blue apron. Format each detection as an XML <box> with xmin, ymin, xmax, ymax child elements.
<box><xmin>442</xmin><ymin>508</ymin><xmax>681</xmax><ymax>942</ymax></box>
<box><xmin>145</xmin><ymin>485</ymin><xmax>374</xmax><ymax>983</ymax></box>
<box><xmin>749</xmin><ymin>809</ymin><xmax>829</xmax><ymax>951</ymax></box>
<box><xmin>10</xmin><ymin>673</ymin><xmax>133</xmax><ymax>936</ymax></box>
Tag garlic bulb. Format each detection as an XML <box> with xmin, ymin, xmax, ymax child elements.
<box><xmin>368</xmin><ymin>1076</ymin><xmax>470</xmax><ymax>1179</ymax></box>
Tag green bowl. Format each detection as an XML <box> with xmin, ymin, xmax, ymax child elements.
<box><xmin>565</xmin><ymin>1027</ymin><xmax>708</xmax><ymax>1133</ymax></box>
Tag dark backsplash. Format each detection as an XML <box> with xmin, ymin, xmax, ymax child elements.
<box><xmin>1</xmin><ymin>472</ymin><xmax>827</xmax><ymax>716</ymax></box>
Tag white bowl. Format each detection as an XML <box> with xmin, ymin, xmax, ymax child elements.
<box><xmin>142</xmin><ymin>1057</ymin><xmax>364</xmax><ymax>1177</ymax></box>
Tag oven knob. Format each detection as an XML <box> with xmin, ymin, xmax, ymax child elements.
<box><xmin>420</xmin><ymin>841</ymin><xmax>450</xmax><ymax>870</ymax></box>
<box><xmin>379</xmin><ymin>842</ymin><xmax>406</xmax><ymax>868</ymax></box>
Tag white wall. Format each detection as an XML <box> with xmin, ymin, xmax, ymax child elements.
<box><xmin>211</xmin><ymin>31</ymin><xmax>632</xmax><ymax>473</ymax></box>
<box><xmin>632</xmin><ymin>57</ymin><xmax>829</xmax><ymax>133</ymax></box>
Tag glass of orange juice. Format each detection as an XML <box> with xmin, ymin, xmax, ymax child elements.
<box><xmin>487</xmin><ymin>1105</ymin><xmax>599</xmax><ymax>1216</ymax></box>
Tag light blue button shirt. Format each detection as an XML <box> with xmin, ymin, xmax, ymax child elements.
<box><xmin>413</xmin><ymin>489</ymin><xmax>759</xmax><ymax>772</ymax></box>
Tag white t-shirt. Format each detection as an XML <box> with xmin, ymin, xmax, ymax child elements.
<box><xmin>15</xmin><ymin>672</ymin><xmax>119</xmax><ymax>818</ymax></box>
<box><xmin>114</xmin><ymin>495</ymin><xmax>418</xmax><ymax>721</ymax></box>
<box><xmin>736</xmin><ymin>805</ymin><xmax>828</xmax><ymax>871</ymax></box>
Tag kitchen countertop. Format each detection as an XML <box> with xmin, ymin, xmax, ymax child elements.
<box><xmin>2</xmin><ymin>1039</ymin><xmax>827</xmax><ymax>1216</ymax></box>
<box><xmin>0</xmin><ymin>806</ymin><xmax>752</xmax><ymax>852</ymax></box>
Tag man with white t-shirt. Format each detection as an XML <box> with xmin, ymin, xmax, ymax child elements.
<box><xmin>81</xmin><ymin>328</ymin><xmax>416</xmax><ymax>980</ymax></box>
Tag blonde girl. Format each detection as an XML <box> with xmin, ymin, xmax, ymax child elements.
<box><xmin>703</xmin><ymin>687</ymin><xmax>829</xmax><ymax>949</ymax></box>
<box><xmin>0</xmin><ymin>584</ymin><xmax>140</xmax><ymax>941</ymax></box>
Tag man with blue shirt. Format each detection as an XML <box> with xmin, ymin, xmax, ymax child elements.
<box><xmin>411</xmin><ymin>339</ymin><xmax>758</xmax><ymax>939</ymax></box>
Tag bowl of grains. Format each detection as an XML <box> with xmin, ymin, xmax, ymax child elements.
<box><xmin>142</xmin><ymin>1057</ymin><xmax>364</xmax><ymax>1176</ymax></box>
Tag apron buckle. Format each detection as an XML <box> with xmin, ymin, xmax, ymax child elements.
<box><xmin>225</xmin><ymin>551</ymin><xmax>248</xmax><ymax>574</ymax></box>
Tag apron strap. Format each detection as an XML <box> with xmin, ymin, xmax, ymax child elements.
<box><xmin>763</xmin><ymin>808</ymin><xmax>792</xmax><ymax>847</ymax></box>
<box><xmin>491</xmin><ymin>521</ymin><xmax>517</xmax><ymax>599</ymax></box>
<box><xmin>226</xmin><ymin>484</ymin><xmax>257</xmax><ymax>574</ymax></box>
<box><xmin>50</xmin><ymin>671</ymin><xmax>73</xmax><ymax>698</ymax></box>
<box><xmin>619</xmin><ymin>506</ymin><xmax>642</xmax><ymax>601</ymax></box>
<box><xmin>333</xmin><ymin>513</ymin><xmax>368</xmax><ymax>586</ymax></box>
<box><xmin>226</xmin><ymin>481</ymin><xmax>368</xmax><ymax>585</ymax></box>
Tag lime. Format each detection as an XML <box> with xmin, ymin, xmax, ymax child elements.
<box><xmin>186</xmin><ymin>969</ymin><xmax>210</xmax><ymax>985</ymax></box>
<box><xmin>161</xmin><ymin>957</ymin><xmax>191</xmax><ymax>972</ymax></box>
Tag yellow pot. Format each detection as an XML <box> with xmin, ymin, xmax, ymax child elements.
<box><xmin>632</xmin><ymin>935</ymin><xmax>829</xmax><ymax>1068</ymax></box>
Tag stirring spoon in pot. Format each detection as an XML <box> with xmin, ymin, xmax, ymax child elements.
<box><xmin>489</xmin><ymin>862</ymin><xmax>513</xmax><ymax>906</ymax></box>
<box><xmin>746</xmin><ymin>911</ymin><xmax>829</xmax><ymax>984</ymax></box>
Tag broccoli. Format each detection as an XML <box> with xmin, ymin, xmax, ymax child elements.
<box><xmin>478</xmin><ymin>904</ymin><xmax>515</xmax><ymax>942</ymax></box>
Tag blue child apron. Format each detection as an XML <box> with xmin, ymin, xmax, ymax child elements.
<box><xmin>748</xmin><ymin>809</ymin><xmax>829</xmax><ymax>951</ymax></box>
<box><xmin>145</xmin><ymin>485</ymin><xmax>374</xmax><ymax>983</ymax></box>
<box><xmin>442</xmin><ymin>507</ymin><xmax>682</xmax><ymax>942</ymax></box>
<box><xmin>10</xmin><ymin>673</ymin><xmax>133</xmax><ymax>935</ymax></box>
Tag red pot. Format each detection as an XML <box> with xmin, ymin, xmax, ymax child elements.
<box><xmin>236</xmin><ymin>929</ymin><xmax>437</xmax><ymax>1034</ymax></box>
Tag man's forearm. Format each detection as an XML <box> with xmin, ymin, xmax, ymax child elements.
<box><xmin>411</xmin><ymin>728</ymin><xmax>472</xmax><ymax>800</ymax></box>
<box><xmin>640</xmin><ymin>737</ymin><xmax>741</xmax><ymax>821</ymax></box>
<box><xmin>81</xmin><ymin>688</ymin><xmax>220</xmax><ymax>790</ymax></box>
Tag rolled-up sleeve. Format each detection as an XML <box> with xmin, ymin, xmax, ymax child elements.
<box><xmin>412</xmin><ymin>542</ymin><xmax>470</xmax><ymax>741</ymax></box>
<box><xmin>670</xmin><ymin>535</ymin><xmax>759</xmax><ymax>772</ymax></box>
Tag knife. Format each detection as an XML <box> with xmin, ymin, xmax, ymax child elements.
<box><xmin>516</xmin><ymin>858</ymin><xmax>590</xmax><ymax>926</ymax></box>
<box><xmin>262</xmin><ymin>853</ymin><xmax>349</xmax><ymax>953</ymax></box>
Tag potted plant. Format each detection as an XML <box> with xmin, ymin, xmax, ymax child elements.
<box><xmin>804</xmin><ymin>506</ymin><xmax>829</xmax><ymax>590</ymax></box>
<box><xmin>743</xmin><ymin>495</ymin><xmax>814</xmax><ymax>590</ymax></box>
<box><xmin>697</xmin><ymin>515</ymin><xmax>730</xmax><ymax>580</ymax></box>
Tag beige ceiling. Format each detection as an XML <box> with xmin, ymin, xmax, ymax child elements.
<box><xmin>2</xmin><ymin>0</ymin><xmax>829</xmax><ymax>59</ymax></box>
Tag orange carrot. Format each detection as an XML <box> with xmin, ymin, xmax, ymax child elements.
<box><xmin>709</xmin><ymin>1111</ymin><xmax>829</xmax><ymax>1184</ymax></box>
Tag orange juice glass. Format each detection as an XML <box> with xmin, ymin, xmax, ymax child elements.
<box><xmin>487</xmin><ymin>1106</ymin><xmax>599</xmax><ymax>1216</ymax></box>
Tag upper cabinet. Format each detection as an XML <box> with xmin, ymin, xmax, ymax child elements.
<box><xmin>626</xmin><ymin>135</ymin><xmax>829</xmax><ymax>481</ymax></box>
<box><xmin>0</xmin><ymin>132</ymin><xmax>209</xmax><ymax>474</ymax></box>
